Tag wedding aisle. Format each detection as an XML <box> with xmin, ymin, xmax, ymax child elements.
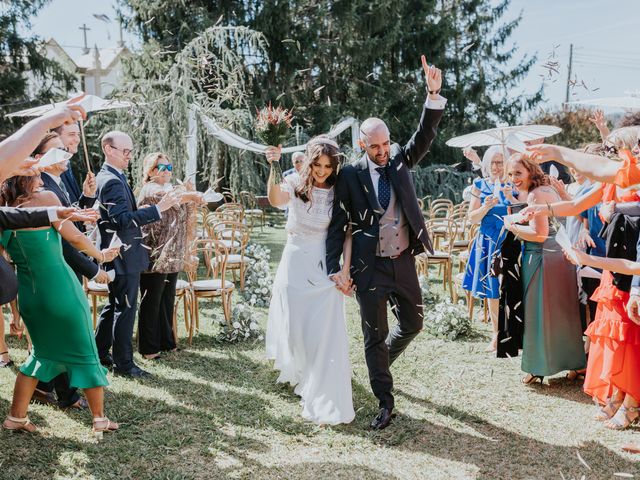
<box><xmin>0</xmin><ymin>219</ymin><xmax>638</xmax><ymax>480</ymax></box>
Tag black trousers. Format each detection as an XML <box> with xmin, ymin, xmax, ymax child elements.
<box><xmin>95</xmin><ymin>273</ymin><xmax>140</xmax><ymax>373</ymax></box>
<box><xmin>355</xmin><ymin>251</ymin><xmax>423</xmax><ymax>409</ymax></box>
<box><xmin>138</xmin><ymin>272</ymin><xmax>178</xmax><ymax>354</ymax></box>
<box><xmin>35</xmin><ymin>373</ymin><xmax>80</xmax><ymax>408</ymax></box>
<box><xmin>580</xmin><ymin>276</ymin><xmax>600</xmax><ymax>332</ymax></box>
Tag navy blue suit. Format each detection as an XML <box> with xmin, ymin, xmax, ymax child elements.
<box><xmin>94</xmin><ymin>164</ymin><xmax>161</xmax><ymax>372</ymax></box>
<box><xmin>61</xmin><ymin>164</ymin><xmax>95</xmax><ymax>209</ymax></box>
<box><xmin>41</xmin><ymin>173</ymin><xmax>99</xmax><ymax>281</ymax></box>
<box><xmin>326</xmin><ymin>102</ymin><xmax>443</xmax><ymax>409</ymax></box>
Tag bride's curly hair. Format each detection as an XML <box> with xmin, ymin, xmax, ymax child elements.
<box><xmin>295</xmin><ymin>135</ymin><xmax>342</xmax><ymax>203</ymax></box>
<box><xmin>508</xmin><ymin>152</ymin><xmax>550</xmax><ymax>191</ymax></box>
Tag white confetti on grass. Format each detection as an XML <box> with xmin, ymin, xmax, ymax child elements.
<box><xmin>576</xmin><ymin>451</ymin><xmax>591</xmax><ymax>471</ymax></box>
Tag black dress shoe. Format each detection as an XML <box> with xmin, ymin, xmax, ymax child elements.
<box><xmin>113</xmin><ymin>365</ymin><xmax>151</xmax><ymax>378</ymax></box>
<box><xmin>370</xmin><ymin>407</ymin><xmax>394</xmax><ymax>430</ymax></box>
<box><xmin>31</xmin><ymin>388</ymin><xmax>57</xmax><ymax>406</ymax></box>
<box><xmin>100</xmin><ymin>355</ymin><xmax>114</xmax><ymax>368</ymax></box>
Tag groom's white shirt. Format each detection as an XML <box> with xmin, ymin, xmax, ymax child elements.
<box><xmin>367</xmin><ymin>94</ymin><xmax>447</xmax><ymax>195</ymax></box>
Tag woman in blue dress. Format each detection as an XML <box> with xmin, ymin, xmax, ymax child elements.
<box><xmin>463</xmin><ymin>146</ymin><xmax>516</xmax><ymax>351</ymax></box>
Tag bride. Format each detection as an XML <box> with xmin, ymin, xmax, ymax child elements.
<box><xmin>265</xmin><ymin>136</ymin><xmax>355</xmax><ymax>425</ymax></box>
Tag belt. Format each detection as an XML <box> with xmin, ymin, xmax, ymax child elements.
<box><xmin>376</xmin><ymin>253</ymin><xmax>402</xmax><ymax>260</ymax></box>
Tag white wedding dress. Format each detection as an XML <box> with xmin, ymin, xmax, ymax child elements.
<box><xmin>266</xmin><ymin>175</ymin><xmax>355</xmax><ymax>425</ymax></box>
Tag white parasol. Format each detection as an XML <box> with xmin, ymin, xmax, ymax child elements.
<box><xmin>565</xmin><ymin>96</ymin><xmax>640</xmax><ymax>112</ymax></box>
<box><xmin>446</xmin><ymin>124</ymin><xmax>562</xmax><ymax>150</ymax></box>
<box><xmin>6</xmin><ymin>94</ymin><xmax>134</xmax><ymax>172</ymax></box>
<box><xmin>6</xmin><ymin>94</ymin><xmax>133</xmax><ymax>118</ymax></box>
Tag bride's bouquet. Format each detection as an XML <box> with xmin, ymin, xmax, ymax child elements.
<box><xmin>255</xmin><ymin>103</ymin><xmax>293</xmax><ymax>185</ymax></box>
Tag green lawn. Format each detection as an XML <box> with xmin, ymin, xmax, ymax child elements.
<box><xmin>1</xmin><ymin>218</ymin><xmax>639</xmax><ymax>479</ymax></box>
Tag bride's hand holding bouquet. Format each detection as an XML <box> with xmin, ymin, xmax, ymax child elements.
<box><xmin>255</xmin><ymin>104</ymin><xmax>293</xmax><ymax>185</ymax></box>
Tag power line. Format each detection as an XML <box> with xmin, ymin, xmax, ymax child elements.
<box><xmin>574</xmin><ymin>60</ymin><xmax>640</xmax><ymax>71</ymax></box>
<box><xmin>575</xmin><ymin>46</ymin><xmax>640</xmax><ymax>57</ymax></box>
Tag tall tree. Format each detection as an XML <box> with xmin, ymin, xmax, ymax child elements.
<box><xmin>0</xmin><ymin>0</ymin><xmax>76</xmax><ymax>134</ymax></box>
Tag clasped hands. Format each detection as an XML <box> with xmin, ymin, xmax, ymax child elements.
<box><xmin>330</xmin><ymin>270</ymin><xmax>355</xmax><ymax>296</ymax></box>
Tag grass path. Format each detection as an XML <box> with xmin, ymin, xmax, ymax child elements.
<box><xmin>1</xmin><ymin>219</ymin><xmax>639</xmax><ymax>479</ymax></box>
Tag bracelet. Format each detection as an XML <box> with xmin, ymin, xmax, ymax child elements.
<box><xmin>428</xmin><ymin>88</ymin><xmax>441</xmax><ymax>95</ymax></box>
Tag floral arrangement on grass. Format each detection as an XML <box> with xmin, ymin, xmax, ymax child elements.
<box><xmin>419</xmin><ymin>274</ymin><xmax>438</xmax><ymax>305</ymax></box>
<box><xmin>215</xmin><ymin>304</ymin><xmax>263</xmax><ymax>343</ymax></box>
<box><xmin>242</xmin><ymin>243</ymin><xmax>273</xmax><ymax>308</ymax></box>
<box><xmin>423</xmin><ymin>298</ymin><xmax>471</xmax><ymax>341</ymax></box>
<box><xmin>255</xmin><ymin>103</ymin><xmax>294</xmax><ymax>184</ymax></box>
<box><xmin>420</xmin><ymin>274</ymin><xmax>470</xmax><ymax>340</ymax></box>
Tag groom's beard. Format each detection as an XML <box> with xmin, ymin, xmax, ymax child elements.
<box><xmin>367</xmin><ymin>152</ymin><xmax>389</xmax><ymax>166</ymax></box>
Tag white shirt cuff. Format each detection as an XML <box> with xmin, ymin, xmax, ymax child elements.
<box><xmin>156</xmin><ymin>205</ymin><xmax>162</xmax><ymax>218</ymax></box>
<box><xmin>472</xmin><ymin>164</ymin><xmax>481</xmax><ymax>171</ymax></box>
<box><xmin>425</xmin><ymin>94</ymin><xmax>447</xmax><ymax>110</ymax></box>
<box><xmin>631</xmin><ymin>286</ymin><xmax>640</xmax><ymax>297</ymax></box>
<box><xmin>47</xmin><ymin>207</ymin><xmax>59</xmax><ymax>222</ymax></box>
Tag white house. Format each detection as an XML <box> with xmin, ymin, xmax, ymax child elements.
<box><xmin>43</xmin><ymin>38</ymin><xmax>130</xmax><ymax>97</ymax></box>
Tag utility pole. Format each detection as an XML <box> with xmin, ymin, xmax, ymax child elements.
<box><xmin>564</xmin><ymin>43</ymin><xmax>574</xmax><ymax>109</ymax></box>
<box><xmin>118</xmin><ymin>19</ymin><xmax>125</xmax><ymax>48</ymax></box>
<box><xmin>79</xmin><ymin>24</ymin><xmax>91</xmax><ymax>54</ymax></box>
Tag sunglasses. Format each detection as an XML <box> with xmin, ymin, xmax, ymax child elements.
<box><xmin>156</xmin><ymin>163</ymin><xmax>173</xmax><ymax>172</ymax></box>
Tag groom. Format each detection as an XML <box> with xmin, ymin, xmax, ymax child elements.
<box><xmin>326</xmin><ymin>56</ymin><xmax>446</xmax><ymax>430</ymax></box>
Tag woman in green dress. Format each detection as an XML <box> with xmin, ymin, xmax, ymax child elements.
<box><xmin>504</xmin><ymin>153</ymin><xmax>586</xmax><ymax>384</ymax></box>
<box><xmin>0</xmin><ymin>174</ymin><xmax>120</xmax><ymax>435</ymax></box>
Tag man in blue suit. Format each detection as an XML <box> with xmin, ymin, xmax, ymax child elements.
<box><xmin>38</xmin><ymin>132</ymin><xmax>109</xmax><ymax>284</ymax></box>
<box><xmin>52</xmin><ymin>121</ymin><xmax>97</xmax><ymax>210</ymax></box>
<box><xmin>95</xmin><ymin>131</ymin><xmax>179</xmax><ymax>378</ymax></box>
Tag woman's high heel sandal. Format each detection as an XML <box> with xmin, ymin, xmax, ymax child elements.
<box><xmin>2</xmin><ymin>415</ymin><xmax>36</xmax><ymax>433</ymax></box>
<box><xmin>0</xmin><ymin>351</ymin><xmax>13</xmax><ymax>368</ymax></box>
<box><xmin>604</xmin><ymin>405</ymin><xmax>640</xmax><ymax>430</ymax></box>
<box><xmin>521</xmin><ymin>374</ymin><xmax>544</xmax><ymax>385</ymax></box>
<box><xmin>92</xmin><ymin>417</ymin><xmax>119</xmax><ymax>439</ymax></box>
<box><xmin>594</xmin><ymin>398</ymin><xmax>623</xmax><ymax>421</ymax></box>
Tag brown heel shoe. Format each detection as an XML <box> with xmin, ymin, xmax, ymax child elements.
<box><xmin>92</xmin><ymin>417</ymin><xmax>119</xmax><ymax>439</ymax></box>
<box><xmin>3</xmin><ymin>415</ymin><xmax>36</xmax><ymax>433</ymax></box>
<box><xmin>605</xmin><ymin>405</ymin><xmax>640</xmax><ymax>431</ymax></box>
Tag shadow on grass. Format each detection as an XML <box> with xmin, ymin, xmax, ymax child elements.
<box><xmin>523</xmin><ymin>376</ymin><xmax>596</xmax><ymax>406</ymax></box>
<box><xmin>1</xmin><ymin>385</ymin><xmax>392</xmax><ymax>480</ymax></box>
<box><xmin>388</xmin><ymin>390</ymin><xmax>640</xmax><ymax>480</ymax></box>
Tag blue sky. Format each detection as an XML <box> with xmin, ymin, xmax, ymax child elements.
<box><xmin>31</xmin><ymin>0</ymin><xmax>640</xmax><ymax>114</ymax></box>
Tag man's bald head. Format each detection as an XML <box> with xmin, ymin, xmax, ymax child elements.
<box><xmin>102</xmin><ymin>130</ymin><xmax>134</xmax><ymax>170</ymax></box>
<box><xmin>360</xmin><ymin>118</ymin><xmax>389</xmax><ymax>145</ymax></box>
<box><xmin>359</xmin><ymin>117</ymin><xmax>391</xmax><ymax>166</ymax></box>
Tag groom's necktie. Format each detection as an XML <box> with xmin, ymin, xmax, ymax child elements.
<box><xmin>375</xmin><ymin>166</ymin><xmax>390</xmax><ymax>211</ymax></box>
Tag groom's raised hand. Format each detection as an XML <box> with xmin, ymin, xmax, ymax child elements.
<box><xmin>421</xmin><ymin>55</ymin><xmax>442</xmax><ymax>99</ymax></box>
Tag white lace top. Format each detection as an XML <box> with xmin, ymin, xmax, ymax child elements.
<box><xmin>281</xmin><ymin>175</ymin><xmax>334</xmax><ymax>238</ymax></box>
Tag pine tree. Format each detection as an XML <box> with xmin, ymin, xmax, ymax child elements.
<box><xmin>0</xmin><ymin>0</ymin><xmax>76</xmax><ymax>134</ymax></box>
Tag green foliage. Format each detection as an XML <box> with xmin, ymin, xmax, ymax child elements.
<box><xmin>414</xmin><ymin>164</ymin><xmax>475</xmax><ymax>202</ymax></box>
<box><xmin>528</xmin><ymin>108</ymin><xmax>602</xmax><ymax>149</ymax></box>
<box><xmin>0</xmin><ymin>0</ymin><xmax>76</xmax><ymax>135</ymax></box>
<box><xmin>104</xmin><ymin>26</ymin><xmax>270</xmax><ymax>192</ymax></box>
